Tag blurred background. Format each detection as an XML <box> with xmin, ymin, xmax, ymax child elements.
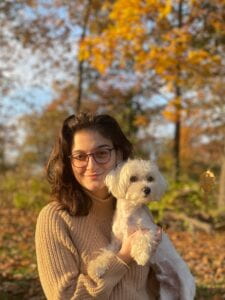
<box><xmin>0</xmin><ymin>0</ymin><xmax>225</xmax><ymax>299</ymax></box>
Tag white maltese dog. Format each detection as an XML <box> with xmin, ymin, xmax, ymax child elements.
<box><xmin>88</xmin><ymin>159</ymin><xmax>196</xmax><ymax>300</ymax></box>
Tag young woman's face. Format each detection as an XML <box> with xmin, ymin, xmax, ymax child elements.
<box><xmin>71</xmin><ymin>129</ymin><xmax>119</xmax><ymax>198</ymax></box>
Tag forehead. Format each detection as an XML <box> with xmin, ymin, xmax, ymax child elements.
<box><xmin>72</xmin><ymin>129</ymin><xmax>113</xmax><ymax>151</ymax></box>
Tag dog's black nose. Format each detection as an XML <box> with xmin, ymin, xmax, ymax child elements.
<box><xmin>143</xmin><ymin>187</ymin><xmax>151</xmax><ymax>195</ymax></box>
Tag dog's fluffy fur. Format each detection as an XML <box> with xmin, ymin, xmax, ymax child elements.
<box><xmin>88</xmin><ymin>159</ymin><xmax>196</xmax><ymax>300</ymax></box>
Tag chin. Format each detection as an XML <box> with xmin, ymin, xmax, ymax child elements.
<box><xmin>85</xmin><ymin>182</ymin><xmax>105</xmax><ymax>192</ymax></box>
<box><xmin>87</xmin><ymin>184</ymin><xmax>108</xmax><ymax>197</ymax></box>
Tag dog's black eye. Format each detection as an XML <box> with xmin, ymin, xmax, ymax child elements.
<box><xmin>147</xmin><ymin>176</ymin><xmax>154</xmax><ymax>182</ymax></box>
<box><xmin>130</xmin><ymin>176</ymin><xmax>138</xmax><ymax>182</ymax></box>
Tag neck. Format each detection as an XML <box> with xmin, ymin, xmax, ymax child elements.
<box><xmin>82</xmin><ymin>186</ymin><xmax>111</xmax><ymax>202</ymax></box>
<box><xmin>82</xmin><ymin>187</ymin><xmax>114</xmax><ymax>220</ymax></box>
<box><xmin>89</xmin><ymin>187</ymin><xmax>109</xmax><ymax>200</ymax></box>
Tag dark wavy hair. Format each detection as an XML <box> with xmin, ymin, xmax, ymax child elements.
<box><xmin>46</xmin><ymin>112</ymin><xmax>133</xmax><ymax>216</ymax></box>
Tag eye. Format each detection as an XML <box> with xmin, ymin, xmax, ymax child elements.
<box><xmin>147</xmin><ymin>176</ymin><xmax>154</xmax><ymax>182</ymax></box>
<box><xmin>73</xmin><ymin>153</ymin><xmax>87</xmax><ymax>161</ymax></box>
<box><xmin>95</xmin><ymin>150</ymin><xmax>109</xmax><ymax>159</ymax></box>
<box><xmin>130</xmin><ymin>176</ymin><xmax>138</xmax><ymax>182</ymax></box>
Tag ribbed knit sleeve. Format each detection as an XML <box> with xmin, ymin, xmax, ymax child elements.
<box><xmin>35</xmin><ymin>204</ymin><xmax>129</xmax><ymax>300</ymax></box>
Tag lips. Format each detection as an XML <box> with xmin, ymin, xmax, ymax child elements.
<box><xmin>86</xmin><ymin>173</ymin><xmax>103</xmax><ymax>177</ymax></box>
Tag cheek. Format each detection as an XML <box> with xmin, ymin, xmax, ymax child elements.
<box><xmin>103</xmin><ymin>155</ymin><xmax>117</xmax><ymax>171</ymax></box>
<box><xmin>103</xmin><ymin>163</ymin><xmax>114</xmax><ymax>173</ymax></box>
<box><xmin>71</xmin><ymin>165</ymin><xmax>83</xmax><ymax>180</ymax></box>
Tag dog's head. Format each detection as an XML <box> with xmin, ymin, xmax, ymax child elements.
<box><xmin>105</xmin><ymin>159</ymin><xmax>167</xmax><ymax>206</ymax></box>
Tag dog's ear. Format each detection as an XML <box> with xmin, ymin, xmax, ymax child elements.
<box><xmin>105</xmin><ymin>162</ymin><xmax>125</xmax><ymax>198</ymax></box>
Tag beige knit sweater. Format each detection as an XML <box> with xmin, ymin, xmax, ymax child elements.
<box><xmin>35</xmin><ymin>191</ymin><xmax>159</xmax><ymax>299</ymax></box>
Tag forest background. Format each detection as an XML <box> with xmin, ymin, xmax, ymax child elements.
<box><xmin>0</xmin><ymin>0</ymin><xmax>225</xmax><ymax>299</ymax></box>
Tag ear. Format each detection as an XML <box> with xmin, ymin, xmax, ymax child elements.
<box><xmin>105</xmin><ymin>162</ymin><xmax>124</xmax><ymax>198</ymax></box>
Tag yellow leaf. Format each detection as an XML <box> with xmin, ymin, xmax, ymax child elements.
<box><xmin>159</xmin><ymin>0</ymin><xmax>172</xmax><ymax>19</ymax></box>
<box><xmin>162</xmin><ymin>109</ymin><xmax>179</xmax><ymax>122</ymax></box>
<box><xmin>200</xmin><ymin>170</ymin><xmax>216</xmax><ymax>193</ymax></box>
<box><xmin>134</xmin><ymin>115</ymin><xmax>149</xmax><ymax>127</ymax></box>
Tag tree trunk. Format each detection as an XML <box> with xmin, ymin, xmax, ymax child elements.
<box><xmin>0</xmin><ymin>124</ymin><xmax>7</xmax><ymax>173</ymax></box>
<box><xmin>75</xmin><ymin>0</ymin><xmax>92</xmax><ymax>113</ymax></box>
<box><xmin>218</xmin><ymin>143</ymin><xmax>225</xmax><ymax>208</ymax></box>
<box><xmin>174</xmin><ymin>85</ymin><xmax>181</xmax><ymax>182</ymax></box>
<box><xmin>173</xmin><ymin>0</ymin><xmax>184</xmax><ymax>182</ymax></box>
<box><xmin>174</xmin><ymin>113</ymin><xmax>181</xmax><ymax>182</ymax></box>
<box><xmin>76</xmin><ymin>60</ymin><xmax>84</xmax><ymax>113</ymax></box>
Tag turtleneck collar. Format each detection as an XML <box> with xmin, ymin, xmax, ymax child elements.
<box><xmin>82</xmin><ymin>188</ymin><xmax>115</xmax><ymax>220</ymax></box>
<box><xmin>82</xmin><ymin>187</ymin><xmax>110</xmax><ymax>202</ymax></box>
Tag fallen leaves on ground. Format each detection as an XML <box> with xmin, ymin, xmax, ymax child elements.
<box><xmin>0</xmin><ymin>207</ymin><xmax>45</xmax><ymax>299</ymax></box>
<box><xmin>167</xmin><ymin>229</ymin><xmax>225</xmax><ymax>299</ymax></box>
<box><xmin>0</xmin><ymin>207</ymin><xmax>225</xmax><ymax>299</ymax></box>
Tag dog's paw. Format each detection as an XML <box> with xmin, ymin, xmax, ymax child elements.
<box><xmin>134</xmin><ymin>252</ymin><xmax>150</xmax><ymax>266</ymax></box>
<box><xmin>88</xmin><ymin>259</ymin><xmax>107</xmax><ymax>279</ymax></box>
<box><xmin>130</xmin><ymin>232</ymin><xmax>152</xmax><ymax>266</ymax></box>
<box><xmin>87</xmin><ymin>250</ymin><xmax>114</xmax><ymax>280</ymax></box>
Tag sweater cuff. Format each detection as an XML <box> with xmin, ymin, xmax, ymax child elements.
<box><xmin>99</xmin><ymin>253</ymin><xmax>129</xmax><ymax>286</ymax></box>
<box><xmin>107</xmin><ymin>253</ymin><xmax>129</xmax><ymax>275</ymax></box>
<box><xmin>86</xmin><ymin>253</ymin><xmax>129</xmax><ymax>297</ymax></box>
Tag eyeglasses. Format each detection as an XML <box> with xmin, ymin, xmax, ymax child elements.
<box><xmin>69</xmin><ymin>148</ymin><xmax>115</xmax><ymax>168</ymax></box>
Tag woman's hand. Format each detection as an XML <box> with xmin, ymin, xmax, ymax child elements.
<box><xmin>117</xmin><ymin>227</ymin><xmax>162</xmax><ymax>264</ymax></box>
<box><xmin>117</xmin><ymin>231</ymin><xmax>139</xmax><ymax>264</ymax></box>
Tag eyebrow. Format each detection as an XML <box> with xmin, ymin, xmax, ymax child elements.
<box><xmin>72</xmin><ymin>144</ymin><xmax>112</xmax><ymax>154</ymax></box>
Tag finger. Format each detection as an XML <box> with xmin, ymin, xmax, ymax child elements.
<box><xmin>155</xmin><ymin>230</ymin><xmax>161</xmax><ymax>238</ymax></box>
<box><xmin>156</xmin><ymin>225</ymin><xmax>163</xmax><ymax>233</ymax></box>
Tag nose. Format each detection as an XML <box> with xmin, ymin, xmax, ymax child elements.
<box><xmin>142</xmin><ymin>186</ymin><xmax>151</xmax><ymax>195</ymax></box>
<box><xmin>86</xmin><ymin>154</ymin><xmax>98</xmax><ymax>170</ymax></box>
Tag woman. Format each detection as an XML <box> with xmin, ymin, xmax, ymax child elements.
<box><xmin>35</xmin><ymin>112</ymin><xmax>161</xmax><ymax>299</ymax></box>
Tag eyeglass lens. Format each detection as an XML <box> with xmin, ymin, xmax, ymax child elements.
<box><xmin>71</xmin><ymin>148</ymin><xmax>113</xmax><ymax>167</ymax></box>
